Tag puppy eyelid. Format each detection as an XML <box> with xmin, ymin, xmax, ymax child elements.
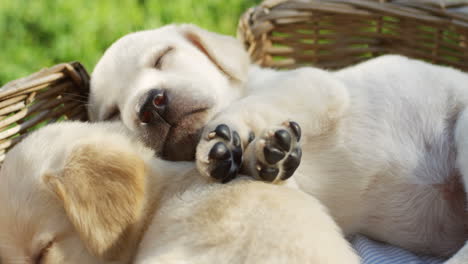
<box><xmin>153</xmin><ymin>46</ymin><xmax>174</xmax><ymax>69</ymax></box>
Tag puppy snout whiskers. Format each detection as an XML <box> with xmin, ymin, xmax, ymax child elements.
<box><xmin>137</xmin><ymin>88</ymin><xmax>169</xmax><ymax>125</ymax></box>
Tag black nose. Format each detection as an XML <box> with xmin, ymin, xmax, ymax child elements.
<box><xmin>138</xmin><ymin>89</ymin><xmax>168</xmax><ymax>124</ymax></box>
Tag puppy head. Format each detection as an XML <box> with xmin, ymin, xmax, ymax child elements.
<box><xmin>0</xmin><ymin>122</ymin><xmax>150</xmax><ymax>264</ymax></box>
<box><xmin>89</xmin><ymin>24</ymin><xmax>250</xmax><ymax>161</ymax></box>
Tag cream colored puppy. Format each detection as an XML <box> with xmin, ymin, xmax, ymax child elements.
<box><xmin>89</xmin><ymin>24</ymin><xmax>468</xmax><ymax>261</ymax></box>
<box><xmin>0</xmin><ymin>122</ymin><xmax>359</xmax><ymax>264</ymax></box>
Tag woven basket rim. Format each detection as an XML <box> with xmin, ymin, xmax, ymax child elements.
<box><xmin>0</xmin><ymin>62</ymin><xmax>89</xmax><ymax>99</ymax></box>
<box><xmin>238</xmin><ymin>0</ymin><xmax>468</xmax><ymax>70</ymax></box>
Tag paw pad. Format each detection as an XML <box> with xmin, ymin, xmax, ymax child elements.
<box><xmin>288</xmin><ymin>121</ymin><xmax>301</xmax><ymax>141</ymax></box>
<box><xmin>205</xmin><ymin>124</ymin><xmax>243</xmax><ymax>183</ymax></box>
<box><xmin>248</xmin><ymin>121</ymin><xmax>302</xmax><ymax>182</ymax></box>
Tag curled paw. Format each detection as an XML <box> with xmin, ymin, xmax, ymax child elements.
<box><xmin>244</xmin><ymin>121</ymin><xmax>302</xmax><ymax>182</ymax></box>
<box><xmin>197</xmin><ymin>124</ymin><xmax>243</xmax><ymax>183</ymax></box>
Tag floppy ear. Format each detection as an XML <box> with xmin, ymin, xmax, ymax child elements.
<box><xmin>179</xmin><ymin>24</ymin><xmax>250</xmax><ymax>83</ymax></box>
<box><xmin>43</xmin><ymin>142</ymin><xmax>146</xmax><ymax>261</ymax></box>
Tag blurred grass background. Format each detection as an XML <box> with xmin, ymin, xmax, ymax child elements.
<box><xmin>0</xmin><ymin>0</ymin><xmax>261</xmax><ymax>86</ymax></box>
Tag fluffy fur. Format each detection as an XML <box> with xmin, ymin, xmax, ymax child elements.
<box><xmin>89</xmin><ymin>24</ymin><xmax>468</xmax><ymax>261</ymax></box>
<box><xmin>0</xmin><ymin>122</ymin><xmax>359</xmax><ymax>264</ymax></box>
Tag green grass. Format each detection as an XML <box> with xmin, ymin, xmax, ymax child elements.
<box><xmin>0</xmin><ymin>0</ymin><xmax>260</xmax><ymax>86</ymax></box>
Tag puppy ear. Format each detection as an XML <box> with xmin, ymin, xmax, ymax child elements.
<box><xmin>43</xmin><ymin>142</ymin><xmax>146</xmax><ymax>261</ymax></box>
<box><xmin>179</xmin><ymin>24</ymin><xmax>250</xmax><ymax>83</ymax></box>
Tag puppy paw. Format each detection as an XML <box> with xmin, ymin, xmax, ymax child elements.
<box><xmin>243</xmin><ymin>121</ymin><xmax>302</xmax><ymax>182</ymax></box>
<box><xmin>196</xmin><ymin>124</ymin><xmax>244</xmax><ymax>183</ymax></box>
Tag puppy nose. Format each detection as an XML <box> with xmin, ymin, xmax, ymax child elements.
<box><xmin>138</xmin><ymin>89</ymin><xmax>168</xmax><ymax>124</ymax></box>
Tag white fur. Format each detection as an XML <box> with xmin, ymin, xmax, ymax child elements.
<box><xmin>0</xmin><ymin>122</ymin><xmax>359</xmax><ymax>264</ymax></box>
<box><xmin>215</xmin><ymin>56</ymin><xmax>468</xmax><ymax>259</ymax></box>
<box><xmin>89</xmin><ymin>24</ymin><xmax>468</xmax><ymax>260</ymax></box>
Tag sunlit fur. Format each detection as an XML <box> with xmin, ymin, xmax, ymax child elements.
<box><xmin>0</xmin><ymin>122</ymin><xmax>359</xmax><ymax>264</ymax></box>
<box><xmin>90</xmin><ymin>24</ymin><xmax>468</xmax><ymax>261</ymax></box>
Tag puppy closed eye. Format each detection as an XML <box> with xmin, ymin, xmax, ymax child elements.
<box><xmin>35</xmin><ymin>241</ymin><xmax>54</xmax><ymax>264</ymax></box>
<box><xmin>153</xmin><ymin>46</ymin><xmax>174</xmax><ymax>70</ymax></box>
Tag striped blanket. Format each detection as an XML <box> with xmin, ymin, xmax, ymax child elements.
<box><xmin>351</xmin><ymin>235</ymin><xmax>446</xmax><ymax>264</ymax></box>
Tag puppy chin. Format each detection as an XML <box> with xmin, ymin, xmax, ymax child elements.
<box><xmin>161</xmin><ymin>131</ymin><xmax>201</xmax><ymax>161</ymax></box>
<box><xmin>161</xmin><ymin>116</ymin><xmax>206</xmax><ymax>161</ymax></box>
<box><xmin>139</xmin><ymin>124</ymin><xmax>170</xmax><ymax>157</ymax></box>
<box><xmin>133</xmin><ymin>112</ymin><xmax>207</xmax><ymax>161</ymax></box>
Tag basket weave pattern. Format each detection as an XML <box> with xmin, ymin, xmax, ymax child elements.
<box><xmin>0</xmin><ymin>62</ymin><xmax>89</xmax><ymax>163</ymax></box>
<box><xmin>238</xmin><ymin>0</ymin><xmax>468</xmax><ymax>70</ymax></box>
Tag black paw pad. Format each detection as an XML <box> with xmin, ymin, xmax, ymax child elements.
<box><xmin>211</xmin><ymin>160</ymin><xmax>233</xmax><ymax>181</ymax></box>
<box><xmin>251</xmin><ymin>121</ymin><xmax>302</xmax><ymax>182</ymax></box>
<box><xmin>274</xmin><ymin>129</ymin><xmax>291</xmax><ymax>151</ymax></box>
<box><xmin>211</xmin><ymin>124</ymin><xmax>231</xmax><ymax>141</ymax></box>
<box><xmin>264</xmin><ymin>145</ymin><xmax>285</xmax><ymax>164</ymax></box>
<box><xmin>289</xmin><ymin>121</ymin><xmax>301</xmax><ymax>141</ymax></box>
<box><xmin>232</xmin><ymin>131</ymin><xmax>241</xmax><ymax>147</ymax></box>
<box><xmin>258</xmin><ymin>165</ymin><xmax>279</xmax><ymax>182</ymax></box>
<box><xmin>232</xmin><ymin>144</ymin><xmax>242</xmax><ymax>165</ymax></box>
<box><xmin>281</xmin><ymin>147</ymin><xmax>302</xmax><ymax>180</ymax></box>
<box><xmin>209</xmin><ymin>142</ymin><xmax>230</xmax><ymax>160</ymax></box>
<box><xmin>206</xmin><ymin>126</ymin><xmax>244</xmax><ymax>183</ymax></box>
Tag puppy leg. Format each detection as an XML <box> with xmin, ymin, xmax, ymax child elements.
<box><xmin>196</xmin><ymin>67</ymin><xmax>349</xmax><ymax>183</ymax></box>
<box><xmin>195</xmin><ymin>91</ymin><xmax>305</xmax><ymax>183</ymax></box>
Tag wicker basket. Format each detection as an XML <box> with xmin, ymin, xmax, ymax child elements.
<box><xmin>238</xmin><ymin>0</ymin><xmax>468</xmax><ymax>70</ymax></box>
<box><xmin>0</xmin><ymin>62</ymin><xmax>90</xmax><ymax>163</ymax></box>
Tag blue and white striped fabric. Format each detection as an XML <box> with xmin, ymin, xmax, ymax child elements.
<box><xmin>350</xmin><ymin>235</ymin><xmax>446</xmax><ymax>264</ymax></box>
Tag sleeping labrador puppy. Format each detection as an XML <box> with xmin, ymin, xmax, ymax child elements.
<box><xmin>89</xmin><ymin>24</ymin><xmax>468</xmax><ymax>261</ymax></box>
<box><xmin>0</xmin><ymin>122</ymin><xmax>359</xmax><ymax>264</ymax></box>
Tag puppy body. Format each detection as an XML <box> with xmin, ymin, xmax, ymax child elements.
<box><xmin>0</xmin><ymin>122</ymin><xmax>359</xmax><ymax>264</ymax></box>
<box><xmin>89</xmin><ymin>24</ymin><xmax>468</xmax><ymax>259</ymax></box>
<box><xmin>239</xmin><ymin>57</ymin><xmax>468</xmax><ymax>256</ymax></box>
<box><xmin>138</xmin><ymin>165</ymin><xmax>357</xmax><ymax>264</ymax></box>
